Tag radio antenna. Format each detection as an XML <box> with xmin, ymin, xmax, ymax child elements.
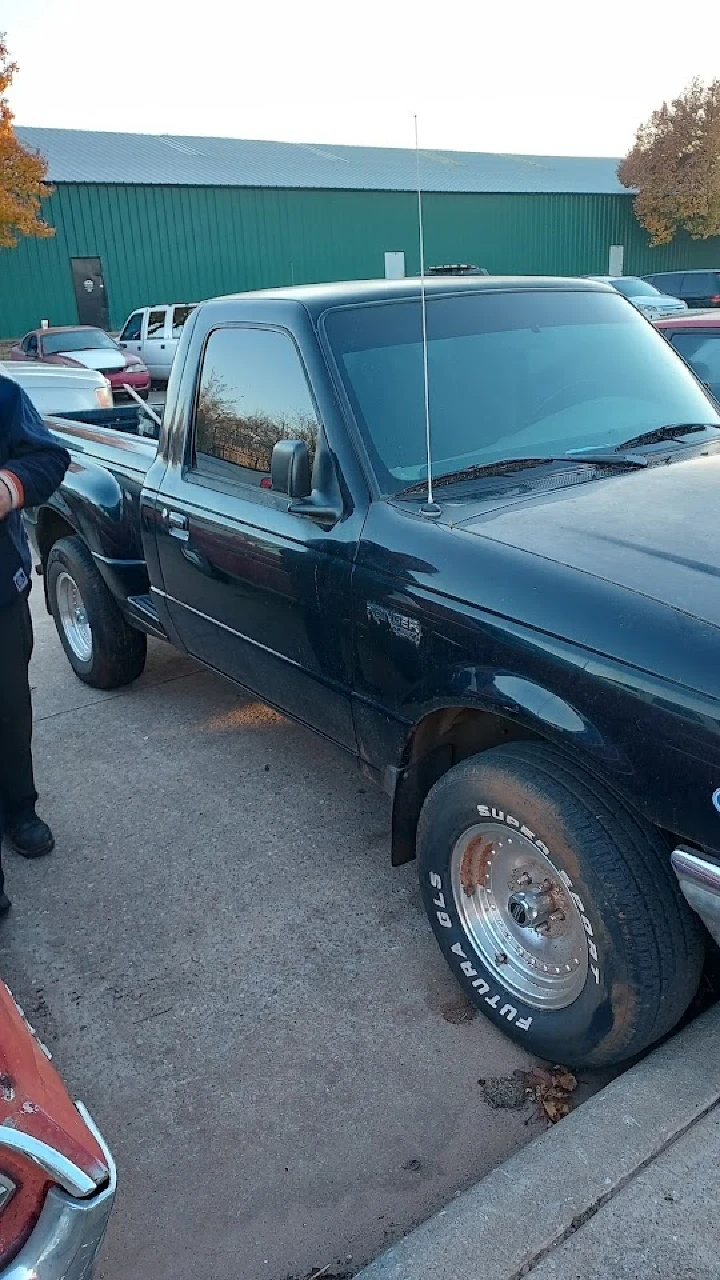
<box><xmin>415</xmin><ymin>115</ymin><xmax>440</xmax><ymax>516</ymax></box>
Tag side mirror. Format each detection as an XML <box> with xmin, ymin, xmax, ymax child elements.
<box><xmin>271</xmin><ymin>440</ymin><xmax>311</xmax><ymax>499</ymax></box>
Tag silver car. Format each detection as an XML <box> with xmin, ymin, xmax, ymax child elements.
<box><xmin>588</xmin><ymin>275</ymin><xmax>688</xmax><ymax>319</ymax></box>
<box><xmin>0</xmin><ymin>362</ymin><xmax>113</xmax><ymax>414</ymax></box>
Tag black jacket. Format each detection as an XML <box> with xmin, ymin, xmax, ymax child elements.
<box><xmin>0</xmin><ymin>375</ymin><xmax>70</xmax><ymax>607</ymax></box>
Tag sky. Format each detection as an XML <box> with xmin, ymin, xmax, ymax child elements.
<box><xmin>4</xmin><ymin>0</ymin><xmax>720</xmax><ymax>157</ymax></box>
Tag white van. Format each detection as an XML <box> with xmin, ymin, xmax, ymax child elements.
<box><xmin>117</xmin><ymin>303</ymin><xmax>197</xmax><ymax>381</ymax></box>
<box><xmin>0</xmin><ymin>361</ymin><xmax>113</xmax><ymax>415</ymax></box>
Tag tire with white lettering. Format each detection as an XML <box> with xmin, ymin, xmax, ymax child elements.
<box><xmin>417</xmin><ymin>742</ymin><xmax>704</xmax><ymax>1068</ymax></box>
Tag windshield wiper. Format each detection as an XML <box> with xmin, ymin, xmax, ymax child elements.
<box><xmin>616</xmin><ymin>423</ymin><xmax>720</xmax><ymax>450</ymax></box>
<box><xmin>398</xmin><ymin>453</ymin><xmax>648</xmax><ymax>497</ymax></box>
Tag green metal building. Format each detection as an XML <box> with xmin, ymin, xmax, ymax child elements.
<box><xmin>2</xmin><ymin>128</ymin><xmax>719</xmax><ymax>338</ymax></box>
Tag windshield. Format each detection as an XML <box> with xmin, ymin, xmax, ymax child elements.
<box><xmin>610</xmin><ymin>278</ymin><xmax>660</xmax><ymax>299</ymax></box>
<box><xmin>43</xmin><ymin>329</ymin><xmax>116</xmax><ymax>354</ymax></box>
<box><xmin>324</xmin><ymin>289</ymin><xmax>719</xmax><ymax>495</ymax></box>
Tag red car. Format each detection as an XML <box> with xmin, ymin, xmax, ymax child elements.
<box><xmin>655</xmin><ymin>311</ymin><xmax>720</xmax><ymax>403</ymax></box>
<box><xmin>0</xmin><ymin>980</ymin><xmax>115</xmax><ymax>1277</ymax></box>
<box><xmin>10</xmin><ymin>327</ymin><xmax>151</xmax><ymax>400</ymax></box>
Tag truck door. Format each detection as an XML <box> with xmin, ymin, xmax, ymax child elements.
<box><xmin>118</xmin><ymin>310</ymin><xmax>144</xmax><ymax>362</ymax></box>
<box><xmin>142</xmin><ymin>307</ymin><xmax>171</xmax><ymax>380</ymax></box>
<box><xmin>150</xmin><ymin>322</ymin><xmax>358</xmax><ymax>749</ymax></box>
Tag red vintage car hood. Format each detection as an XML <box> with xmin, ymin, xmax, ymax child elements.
<box><xmin>0</xmin><ymin>982</ymin><xmax>108</xmax><ymax>1186</ymax></box>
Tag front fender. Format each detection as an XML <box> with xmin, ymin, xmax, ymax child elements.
<box><xmin>389</xmin><ymin>629</ymin><xmax>720</xmax><ymax>863</ymax></box>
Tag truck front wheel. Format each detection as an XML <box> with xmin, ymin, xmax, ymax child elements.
<box><xmin>417</xmin><ymin>742</ymin><xmax>704</xmax><ymax>1068</ymax></box>
<box><xmin>47</xmin><ymin>536</ymin><xmax>147</xmax><ymax>689</ymax></box>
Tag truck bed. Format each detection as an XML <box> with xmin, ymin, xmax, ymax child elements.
<box><xmin>46</xmin><ymin>410</ymin><xmax>159</xmax><ymax>479</ymax></box>
<box><xmin>30</xmin><ymin>410</ymin><xmax>162</xmax><ymax>635</ymax></box>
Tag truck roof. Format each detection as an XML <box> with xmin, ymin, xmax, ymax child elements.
<box><xmin>206</xmin><ymin>275</ymin><xmax>612</xmax><ymax>316</ymax></box>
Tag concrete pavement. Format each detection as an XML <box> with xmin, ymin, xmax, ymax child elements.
<box><xmin>0</xmin><ymin>589</ymin><xmax>578</xmax><ymax>1280</ymax></box>
<box><xmin>357</xmin><ymin>1000</ymin><xmax>720</xmax><ymax>1280</ymax></box>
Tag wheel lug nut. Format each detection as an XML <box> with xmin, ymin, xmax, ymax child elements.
<box><xmin>495</xmin><ymin>951</ymin><xmax>508</xmax><ymax>965</ymax></box>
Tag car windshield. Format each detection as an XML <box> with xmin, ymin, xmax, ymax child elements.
<box><xmin>610</xmin><ymin>278</ymin><xmax>660</xmax><ymax>299</ymax></box>
<box><xmin>324</xmin><ymin>288</ymin><xmax>720</xmax><ymax>495</ymax></box>
<box><xmin>43</xmin><ymin>330</ymin><xmax>116</xmax><ymax>354</ymax></box>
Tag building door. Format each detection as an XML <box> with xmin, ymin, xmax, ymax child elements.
<box><xmin>70</xmin><ymin>257</ymin><xmax>110</xmax><ymax>329</ymax></box>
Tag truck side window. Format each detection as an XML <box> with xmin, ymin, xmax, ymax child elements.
<box><xmin>192</xmin><ymin>326</ymin><xmax>319</xmax><ymax>488</ymax></box>
<box><xmin>120</xmin><ymin>312</ymin><xmax>143</xmax><ymax>341</ymax></box>
<box><xmin>146</xmin><ymin>309</ymin><xmax>167</xmax><ymax>338</ymax></box>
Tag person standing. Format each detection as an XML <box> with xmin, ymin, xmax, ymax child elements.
<box><xmin>0</xmin><ymin>373</ymin><xmax>70</xmax><ymax>917</ymax></box>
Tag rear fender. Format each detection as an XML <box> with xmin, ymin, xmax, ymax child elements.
<box><xmin>32</xmin><ymin>459</ymin><xmax>149</xmax><ymax>608</ymax></box>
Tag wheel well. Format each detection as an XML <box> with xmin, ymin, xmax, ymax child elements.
<box><xmin>391</xmin><ymin>706</ymin><xmax>540</xmax><ymax>866</ymax></box>
<box><xmin>36</xmin><ymin>509</ymin><xmax>76</xmax><ymax>610</ymax></box>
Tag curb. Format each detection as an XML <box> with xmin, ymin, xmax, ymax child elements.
<box><xmin>355</xmin><ymin>1001</ymin><xmax>720</xmax><ymax>1280</ymax></box>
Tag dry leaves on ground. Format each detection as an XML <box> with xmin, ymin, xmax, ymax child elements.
<box><xmin>478</xmin><ymin>1065</ymin><xmax>578</xmax><ymax>1124</ymax></box>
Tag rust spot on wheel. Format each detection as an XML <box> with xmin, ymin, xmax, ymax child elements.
<box><xmin>460</xmin><ymin>834</ymin><xmax>494</xmax><ymax>897</ymax></box>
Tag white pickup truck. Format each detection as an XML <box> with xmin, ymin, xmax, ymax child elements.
<box><xmin>117</xmin><ymin>302</ymin><xmax>197</xmax><ymax>380</ymax></box>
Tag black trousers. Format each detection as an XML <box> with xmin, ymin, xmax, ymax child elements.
<box><xmin>0</xmin><ymin>592</ymin><xmax>37</xmax><ymax>892</ymax></box>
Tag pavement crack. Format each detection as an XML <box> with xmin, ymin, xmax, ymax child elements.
<box><xmin>132</xmin><ymin>1005</ymin><xmax>175</xmax><ymax>1026</ymax></box>
<box><xmin>517</xmin><ymin>1096</ymin><xmax>720</xmax><ymax>1278</ymax></box>
<box><xmin>34</xmin><ymin>667</ymin><xmax>199</xmax><ymax>724</ymax></box>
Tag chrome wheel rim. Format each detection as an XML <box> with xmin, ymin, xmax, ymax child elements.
<box><xmin>55</xmin><ymin>571</ymin><xmax>92</xmax><ymax>662</ymax></box>
<box><xmin>450</xmin><ymin>823</ymin><xmax>588</xmax><ymax>1010</ymax></box>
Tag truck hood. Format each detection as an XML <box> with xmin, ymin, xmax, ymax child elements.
<box><xmin>453</xmin><ymin>452</ymin><xmax>720</xmax><ymax>629</ymax></box>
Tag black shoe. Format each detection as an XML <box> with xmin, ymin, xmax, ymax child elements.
<box><xmin>7</xmin><ymin>814</ymin><xmax>55</xmax><ymax>859</ymax></box>
<box><xmin>0</xmin><ymin>894</ymin><xmax>12</xmax><ymax>918</ymax></box>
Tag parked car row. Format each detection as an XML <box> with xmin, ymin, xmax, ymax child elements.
<box><xmin>644</xmin><ymin>269</ymin><xmax>720</xmax><ymax>309</ymax></box>
<box><xmin>10</xmin><ymin>326</ymin><xmax>149</xmax><ymax>401</ymax></box>
<box><xmin>587</xmin><ymin>276</ymin><xmax>688</xmax><ymax>319</ymax></box>
<box><xmin>8</xmin><ymin>302</ymin><xmax>198</xmax><ymax>400</ymax></box>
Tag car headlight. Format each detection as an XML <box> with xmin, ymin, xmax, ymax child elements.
<box><xmin>95</xmin><ymin>383</ymin><xmax>113</xmax><ymax>409</ymax></box>
<box><xmin>127</xmin><ymin>360</ymin><xmax>146</xmax><ymax>372</ymax></box>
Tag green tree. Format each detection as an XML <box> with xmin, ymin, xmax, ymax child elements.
<box><xmin>618</xmin><ymin>78</ymin><xmax>720</xmax><ymax>246</ymax></box>
<box><xmin>0</xmin><ymin>33</ymin><xmax>54</xmax><ymax>249</ymax></box>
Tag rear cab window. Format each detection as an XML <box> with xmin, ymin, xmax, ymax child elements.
<box><xmin>146</xmin><ymin>309</ymin><xmax>168</xmax><ymax>339</ymax></box>
<box><xmin>172</xmin><ymin>306</ymin><xmax>195</xmax><ymax>339</ymax></box>
<box><xmin>191</xmin><ymin>325</ymin><xmax>319</xmax><ymax>495</ymax></box>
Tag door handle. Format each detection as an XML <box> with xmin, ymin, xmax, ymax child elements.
<box><xmin>162</xmin><ymin>508</ymin><xmax>189</xmax><ymax>538</ymax></box>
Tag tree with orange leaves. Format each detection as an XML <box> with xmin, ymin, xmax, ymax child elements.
<box><xmin>619</xmin><ymin>78</ymin><xmax>720</xmax><ymax>246</ymax></box>
<box><xmin>0</xmin><ymin>33</ymin><xmax>53</xmax><ymax>250</ymax></box>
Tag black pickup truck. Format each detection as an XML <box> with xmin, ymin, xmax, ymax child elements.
<box><xmin>26</xmin><ymin>276</ymin><xmax>720</xmax><ymax>1067</ymax></box>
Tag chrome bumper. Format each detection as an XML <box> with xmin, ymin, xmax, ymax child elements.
<box><xmin>3</xmin><ymin>1105</ymin><xmax>116</xmax><ymax>1280</ymax></box>
<box><xmin>672</xmin><ymin>846</ymin><xmax>720</xmax><ymax>947</ymax></box>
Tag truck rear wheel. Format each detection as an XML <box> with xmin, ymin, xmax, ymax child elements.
<box><xmin>417</xmin><ymin>742</ymin><xmax>704</xmax><ymax>1068</ymax></box>
<box><xmin>47</xmin><ymin>536</ymin><xmax>147</xmax><ymax>689</ymax></box>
